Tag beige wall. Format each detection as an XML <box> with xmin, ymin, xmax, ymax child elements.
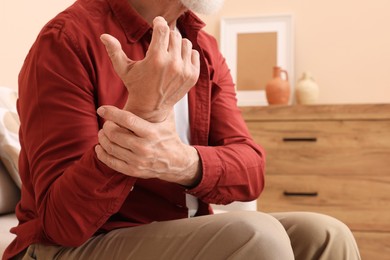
<box><xmin>0</xmin><ymin>0</ymin><xmax>76</xmax><ymax>89</ymax></box>
<box><xmin>1</xmin><ymin>0</ymin><xmax>389</xmax><ymax>104</ymax></box>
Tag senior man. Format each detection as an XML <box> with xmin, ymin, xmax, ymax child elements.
<box><xmin>4</xmin><ymin>0</ymin><xmax>360</xmax><ymax>259</ymax></box>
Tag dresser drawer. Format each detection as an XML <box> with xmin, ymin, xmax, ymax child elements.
<box><xmin>244</xmin><ymin>105</ymin><xmax>390</xmax><ymax>259</ymax></box>
<box><xmin>247</xmin><ymin>120</ymin><xmax>390</xmax><ymax>175</ymax></box>
<box><xmin>257</xmin><ymin>174</ymin><xmax>390</xmax><ymax>232</ymax></box>
<box><xmin>353</xmin><ymin>231</ymin><xmax>390</xmax><ymax>260</ymax></box>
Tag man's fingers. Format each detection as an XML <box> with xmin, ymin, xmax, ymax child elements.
<box><xmin>95</xmin><ymin>144</ymin><xmax>129</xmax><ymax>174</ymax></box>
<box><xmin>181</xmin><ymin>38</ymin><xmax>192</xmax><ymax>62</ymax></box>
<box><xmin>169</xmin><ymin>30</ymin><xmax>182</xmax><ymax>57</ymax></box>
<box><xmin>191</xmin><ymin>49</ymin><xmax>200</xmax><ymax>69</ymax></box>
<box><xmin>100</xmin><ymin>34</ymin><xmax>134</xmax><ymax>76</ymax></box>
<box><xmin>98</xmin><ymin>128</ymin><xmax>135</xmax><ymax>162</ymax></box>
<box><xmin>97</xmin><ymin>106</ymin><xmax>149</xmax><ymax>137</ymax></box>
<box><xmin>148</xmin><ymin>16</ymin><xmax>170</xmax><ymax>54</ymax></box>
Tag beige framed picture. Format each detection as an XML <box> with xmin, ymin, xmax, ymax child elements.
<box><xmin>220</xmin><ymin>15</ymin><xmax>294</xmax><ymax>106</ymax></box>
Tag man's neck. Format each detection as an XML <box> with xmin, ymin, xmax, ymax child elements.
<box><xmin>128</xmin><ymin>0</ymin><xmax>187</xmax><ymax>29</ymax></box>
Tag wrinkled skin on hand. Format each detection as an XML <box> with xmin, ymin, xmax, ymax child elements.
<box><xmin>100</xmin><ymin>16</ymin><xmax>200</xmax><ymax>122</ymax></box>
<box><xmin>95</xmin><ymin>106</ymin><xmax>201</xmax><ymax>186</ymax></box>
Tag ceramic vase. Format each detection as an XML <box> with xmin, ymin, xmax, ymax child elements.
<box><xmin>265</xmin><ymin>66</ymin><xmax>291</xmax><ymax>105</ymax></box>
<box><xmin>295</xmin><ymin>72</ymin><xmax>319</xmax><ymax>104</ymax></box>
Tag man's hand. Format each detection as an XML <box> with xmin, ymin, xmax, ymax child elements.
<box><xmin>100</xmin><ymin>16</ymin><xmax>200</xmax><ymax>122</ymax></box>
<box><xmin>95</xmin><ymin>106</ymin><xmax>202</xmax><ymax>187</ymax></box>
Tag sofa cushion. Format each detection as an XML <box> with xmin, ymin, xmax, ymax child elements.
<box><xmin>0</xmin><ymin>161</ymin><xmax>20</xmax><ymax>214</ymax></box>
<box><xmin>0</xmin><ymin>86</ymin><xmax>21</xmax><ymax>188</ymax></box>
<box><xmin>0</xmin><ymin>213</ymin><xmax>18</xmax><ymax>257</ymax></box>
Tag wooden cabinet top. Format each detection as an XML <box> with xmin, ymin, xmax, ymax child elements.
<box><xmin>240</xmin><ymin>104</ymin><xmax>390</xmax><ymax>121</ymax></box>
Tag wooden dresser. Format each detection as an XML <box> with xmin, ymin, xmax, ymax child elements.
<box><xmin>240</xmin><ymin>104</ymin><xmax>390</xmax><ymax>260</ymax></box>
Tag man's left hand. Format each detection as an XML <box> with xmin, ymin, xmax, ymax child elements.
<box><xmin>95</xmin><ymin>105</ymin><xmax>201</xmax><ymax>187</ymax></box>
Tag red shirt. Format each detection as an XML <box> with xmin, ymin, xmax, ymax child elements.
<box><xmin>4</xmin><ymin>0</ymin><xmax>265</xmax><ymax>259</ymax></box>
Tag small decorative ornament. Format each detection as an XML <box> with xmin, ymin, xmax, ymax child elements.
<box><xmin>295</xmin><ymin>72</ymin><xmax>319</xmax><ymax>105</ymax></box>
<box><xmin>265</xmin><ymin>66</ymin><xmax>291</xmax><ymax>105</ymax></box>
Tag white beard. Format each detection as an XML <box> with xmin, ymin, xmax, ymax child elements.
<box><xmin>179</xmin><ymin>0</ymin><xmax>224</xmax><ymax>14</ymax></box>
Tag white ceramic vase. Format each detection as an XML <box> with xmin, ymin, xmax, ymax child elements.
<box><xmin>295</xmin><ymin>72</ymin><xmax>319</xmax><ymax>104</ymax></box>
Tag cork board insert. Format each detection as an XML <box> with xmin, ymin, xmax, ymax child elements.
<box><xmin>237</xmin><ymin>32</ymin><xmax>277</xmax><ymax>91</ymax></box>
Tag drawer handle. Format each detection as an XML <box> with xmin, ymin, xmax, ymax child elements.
<box><xmin>283</xmin><ymin>191</ymin><xmax>318</xmax><ymax>197</ymax></box>
<box><xmin>283</xmin><ymin>137</ymin><xmax>317</xmax><ymax>142</ymax></box>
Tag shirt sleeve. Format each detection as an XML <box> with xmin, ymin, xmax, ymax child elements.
<box><xmin>17</xmin><ymin>23</ymin><xmax>135</xmax><ymax>247</ymax></box>
<box><xmin>188</xmin><ymin>36</ymin><xmax>265</xmax><ymax>205</ymax></box>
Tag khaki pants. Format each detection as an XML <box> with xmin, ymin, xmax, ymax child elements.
<box><xmin>19</xmin><ymin>211</ymin><xmax>360</xmax><ymax>260</ymax></box>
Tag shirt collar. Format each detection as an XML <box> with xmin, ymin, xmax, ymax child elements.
<box><xmin>106</xmin><ymin>0</ymin><xmax>150</xmax><ymax>43</ymax></box>
<box><xmin>106</xmin><ymin>0</ymin><xmax>205</xmax><ymax>43</ymax></box>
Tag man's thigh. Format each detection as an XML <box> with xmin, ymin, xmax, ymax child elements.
<box><xmin>23</xmin><ymin>211</ymin><xmax>294</xmax><ymax>260</ymax></box>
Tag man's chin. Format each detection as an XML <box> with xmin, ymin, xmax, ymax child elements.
<box><xmin>180</xmin><ymin>0</ymin><xmax>224</xmax><ymax>15</ymax></box>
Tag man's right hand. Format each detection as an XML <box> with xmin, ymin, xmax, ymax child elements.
<box><xmin>100</xmin><ymin>16</ymin><xmax>200</xmax><ymax>122</ymax></box>
<box><xmin>95</xmin><ymin>106</ymin><xmax>202</xmax><ymax>187</ymax></box>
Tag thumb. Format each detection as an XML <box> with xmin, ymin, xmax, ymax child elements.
<box><xmin>100</xmin><ymin>34</ymin><xmax>134</xmax><ymax>76</ymax></box>
<box><xmin>97</xmin><ymin>105</ymin><xmax>150</xmax><ymax>137</ymax></box>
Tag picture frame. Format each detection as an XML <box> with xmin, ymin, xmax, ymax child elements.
<box><xmin>220</xmin><ymin>15</ymin><xmax>294</xmax><ymax>106</ymax></box>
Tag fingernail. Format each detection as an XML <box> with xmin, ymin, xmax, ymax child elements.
<box><xmin>97</xmin><ymin>107</ymin><xmax>105</xmax><ymax>116</ymax></box>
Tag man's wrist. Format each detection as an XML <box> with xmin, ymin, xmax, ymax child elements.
<box><xmin>123</xmin><ymin>102</ymin><xmax>169</xmax><ymax>123</ymax></box>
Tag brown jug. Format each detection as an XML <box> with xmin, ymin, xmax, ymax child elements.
<box><xmin>265</xmin><ymin>66</ymin><xmax>291</xmax><ymax>105</ymax></box>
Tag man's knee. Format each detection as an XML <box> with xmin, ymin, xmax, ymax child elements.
<box><xmin>286</xmin><ymin>212</ymin><xmax>357</xmax><ymax>247</ymax></box>
<box><xmin>272</xmin><ymin>212</ymin><xmax>361</xmax><ymax>260</ymax></box>
<box><xmin>214</xmin><ymin>211</ymin><xmax>285</xmax><ymax>237</ymax></box>
<box><xmin>213</xmin><ymin>211</ymin><xmax>294</xmax><ymax>259</ymax></box>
